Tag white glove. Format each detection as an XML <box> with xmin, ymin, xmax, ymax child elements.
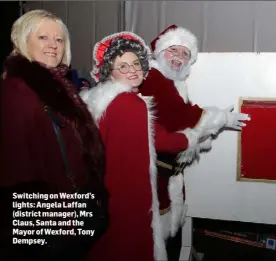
<box><xmin>225</xmin><ymin>105</ymin><xmax>251</xmax><ymax>130</ymax></box>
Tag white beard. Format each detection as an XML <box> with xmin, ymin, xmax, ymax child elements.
<box><xmin>156</xmin><ymin>53</ymin><xmax>191</xmax><ymax>82</ymax></box>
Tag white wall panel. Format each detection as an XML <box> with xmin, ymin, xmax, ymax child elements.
<box><xmin>185</xmin><ymin>53</ymin><xmax>276</xmax><ymax>224</ymax></box>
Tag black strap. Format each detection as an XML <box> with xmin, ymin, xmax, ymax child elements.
<box><xmin>45</xmin><ymin>106</ymin><xmax>76</xmax><ymax>188</ymax></box>
<box><xmin>157</xmin><ymin>152</ymin><xmax>182</xmax><ymax>178</ymax></box>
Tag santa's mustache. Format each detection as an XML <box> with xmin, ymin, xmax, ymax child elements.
<box><xmin>168</xmin><ymin>57</ymin><xmax>184</xmax><ymax>64</ymax></box>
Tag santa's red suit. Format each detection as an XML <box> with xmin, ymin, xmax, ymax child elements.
<box><xmin>82</xmin><ymin>81</ymin><xmax>192</xmax><ymax>261</ymax></box>
<box><xmin>139</xmin><ymin>26</ymin><xmax>250</xmax><ymax>259</ymax></box>
<box><xmin>139</xmin><ymin>26</ymin><xmax>206</xmax><ymax>246</ymax></box>
<box><xmin>139</xmin><ymin>23</ymin><xmax>248</xmax><ymax>252</ymax></box>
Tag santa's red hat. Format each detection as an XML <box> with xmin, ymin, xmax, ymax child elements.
<box><xmin>91</xmin><ymin>31</ymin><xmax>151</xmax><ymax>82</ymax></box>
<box><xmin>151</xmin><ymin>24</ymin><xmax>198</xmax><ymax>64</ymax></box>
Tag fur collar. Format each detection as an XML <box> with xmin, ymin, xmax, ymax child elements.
<box><xmin>149</xmin><ymin>59</ymin><xmax>163</xmax><ymax>73</ymax></box>
<box><xmin>4</xmin><ymin>55</ymin><xmax>78</xmax><ymax>119</ymax></box>
<box><xmin>80</xmin><ymin>80</ymin><xmax>133</xmax><ymax>123</ymax></box>
<box><xmin>174</xmin><ymin>81</ymin><xmax>189</xmax><ymax>103</ymax></box>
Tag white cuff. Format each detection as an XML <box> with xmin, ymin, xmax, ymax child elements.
<box><xmin>195</xmin><ymin>106</ymin><xmax>227</xmax><ymax>137</ymax></box>
<box><xmin>177</xmin><ymin>128</ymin><xmax>200</xmax><ymax>164</ymax></box>
<box><xmin>169</xmin><ymin>174</ymin><xmax>185</xmax><ymax>237</ymax></box>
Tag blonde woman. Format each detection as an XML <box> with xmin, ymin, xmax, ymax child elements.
<box><xmin>0</xmin><ymin>10</ymin><xmax>107</xmax><ymax>261</ymax></box>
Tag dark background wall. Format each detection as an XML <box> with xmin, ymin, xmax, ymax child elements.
<box><xmin>24</xmin><ymin>1</ymin><xmax>124</xmax><ymax>71</ymax></box>
<box><xmin>0</xmin><ymin>1</ymin><xmax>20</xmax><ymax>73</ymax></box>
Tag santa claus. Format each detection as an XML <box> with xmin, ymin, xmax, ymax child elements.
<box><xmin>139</xmin><ymin>25</ymin><xmax>250</xmax><ymax>260</ymax></box>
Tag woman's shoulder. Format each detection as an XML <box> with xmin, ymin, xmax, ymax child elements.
<box><xmin>1</xmin><ymin>76</ymin><xmax>33</xmax><ymax>96</ymax></box>
<box><xmin>1</xmin><ymin>75</ymin><xmax>42</xmax><ymax>118</ymax></box>
<box><xmin>2</xmin><ymin>75</ymin><xmax>25</xmax><ymax>87</ymax></box>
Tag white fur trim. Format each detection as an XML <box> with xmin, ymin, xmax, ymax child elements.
<box><xmin>79</xmin><ymin>81</ymin><xmax>132</xmax><ymax>124</ymax></box>
<box><xmin>79</xmin><ymin>88</ymin><xmax>90</xmax><ymax>102</ymax></box>
<box><xmin>174</xmin><ymin>80</ymin><xmax>189</xmax><ymax>103</ymax></box>
<box><xmin>160</xmin><ymin>212</ymin><xmax>171</xmax><ymax>241</ymax></box>
<box><xmin>149</xmin><ymin>59</ymin><xmax>162</xmax><ymax>71</ymax></box>
<box><xmin>176</xmin><ymin>107</ymin><xmax>229</xmax><ymax>165</ymax></box>
<box><xmin>91</xmin><ymin>31</ymin><xmax>152</xmax><ymax>82</ymax></box>
<box><xmin>181</xmin><ymin>204</ymin><xmax>188</xmax><ymax>227</ymax></box>
<box><xmin>154</xmin><ymin>27</ymin><xmax>198</xmax><ymax>64</ymax></box>
<box><xmin>176</xmin><ymin>128</ymin><xmax>200</xmax><ymax>164</ymax></box>
<box><xmin>168</xmin><ymin>174</ymin><xmax>185</xmax><ymax>237</ymax></box>
<box><xmin>141</xmin><ymin>95</ymin><xmax>168</xmax><ymax>261</ymax></box>
<box><xmin>195</xmin><ymin>106</ymin><xmax>227</xmax><ymax>137</ymax></box>
<box><xmin>199</xmin><ymin>137</ymin><xmax>212</xmax><ymax>151</ymax></box>
<box><xmin>160</xmin><ymin>202</ymin><xmax>188</xmax><ymax>240</ymax></box>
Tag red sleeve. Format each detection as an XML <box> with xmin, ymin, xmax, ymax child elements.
<box><xmin>140</xmin><ymin>69</ymin><xmax>203</xmax><ymax>132</ymax></box>
<box><xmin>155</xmin><ymin>122</ymin><xmax>189</xmax><ymax>153</ymax></box>
<box><xmin>100</xmin><ymin>93</ymin><xmax>189</xmax><ymax>154</ymax></box>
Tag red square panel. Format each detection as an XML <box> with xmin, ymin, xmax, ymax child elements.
<box><xmin>239</xmin><ymin>99</ymin><xmax>276</xmax><ymax>181</ymax></box>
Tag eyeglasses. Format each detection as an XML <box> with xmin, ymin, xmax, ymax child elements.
<box><xmin>167</xmin><ymin>46</ymin><xmax>191</xmax><ymax>60</ymax></box>
<box><xmin>113</xmin><ymin>61</ymin><xmax>142</xmax><ymax>74</ymax></box>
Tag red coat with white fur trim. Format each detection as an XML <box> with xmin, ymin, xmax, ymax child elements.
<box><xmin>82</xmin><ymin>81</ymin><xmax>189</xmax><ymax>261</ymax></box>
<box><xmin>139</xmin><ymin>67</ymin><xmax>203</xmax><ymax>211</ymax></box>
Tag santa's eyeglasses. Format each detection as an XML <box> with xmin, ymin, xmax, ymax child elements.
<box><xmin>166</xmin><ymin>46</ymin><xmax>191</xmax><ymax>60</ymax></box>
<box><xmin>113</xmin><ymin>61</ymin><xmax>142</xmax><ymax>74</ymax></box>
